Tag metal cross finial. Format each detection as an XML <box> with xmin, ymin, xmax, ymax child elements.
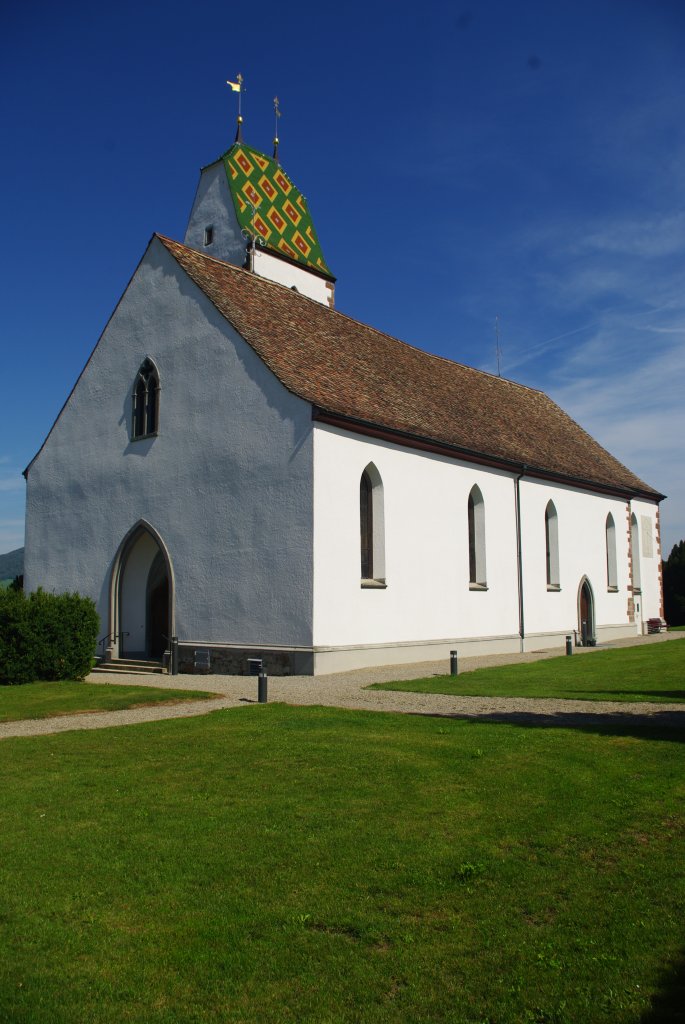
<box><xmin>273</xmin><ymin>95</ymin><xmax>281</xmax><ymax>162</ymax></box>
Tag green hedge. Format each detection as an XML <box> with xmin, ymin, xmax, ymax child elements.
<box><xmin>0</xmin><ymin>588</ymin><xmax>100</xmax><ymax>685</ymax></box>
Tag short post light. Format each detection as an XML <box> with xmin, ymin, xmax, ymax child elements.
<box><xmin>258</xmin><ymin>669</ymin><xmax>268</xmax><ymax>704</ymax></box>
<box><xmin>565</xmin><ymin>635</ymin><xmax>573</xmax><ymax>656</ymax></box>
<box><xmin>450</xmin><ymin>650</ymin><xmax>458</xmax><ymax>677</ymax></box>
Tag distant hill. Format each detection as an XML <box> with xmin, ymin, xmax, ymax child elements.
<box><xmin>0</xmin><ymin>547</ymin><xmax>24</xmax><ymax>580</ymax></box>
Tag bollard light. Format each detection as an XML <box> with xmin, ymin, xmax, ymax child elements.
<box><xmin>565</xmin><ymin>635</ymin><xmax>573</xmax><ymax>656</ymax></box>
<box><xmin>450</xmin><ymin>650</ymin><xmax>458</xmax><ymax>677</ymax></box>
<box><xmin>258</xmin><ymin>669</ymin><xmax>268</xmax><ymax>704</ymax></box>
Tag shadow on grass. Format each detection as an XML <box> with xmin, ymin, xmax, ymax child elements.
<box><xmin>570</xmin><ymin>689</ymin><xmax>685</xmax><ymax>701</ymax></box>
<box><xmin>418</xmin><ymin>707</ymin><xmax>685</xmax><ymax>742</ymax></box>
<box><xmin>640</xmin><ymin>948</ymin><xmax>685</xmax><ymax>1022</ymax></box>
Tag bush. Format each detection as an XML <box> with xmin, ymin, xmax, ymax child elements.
<box><xmin>0</xmin><ymin>588</ymin><xmax>99</xmax><ymax>685</ymax></box>
<box><xmin>664</xmin><ymin>540</ymin><xmax>685</xmax><ymax>626</ymax></box>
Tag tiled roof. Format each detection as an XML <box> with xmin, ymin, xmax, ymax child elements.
<box><xmin>158</xmin><ymin>235</ymin><xmax>661</xmax><ymax>500</ymax></box>
<box><xmin>222</xmin><ymin>143</ymin><xmax>333</xmax><ymax>278</ymax></box>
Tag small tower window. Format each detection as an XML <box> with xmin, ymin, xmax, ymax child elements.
<box><xmin>132</xmin><ymin>359</ymin><xmax>160</xmax><ymax>440</ymax></box>
<box><xmin>204</xmin><ymin>226</ymin><xmax>214</xmax><ymax>246</ymax></box>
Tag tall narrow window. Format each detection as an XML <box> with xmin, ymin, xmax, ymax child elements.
<box><xmin>468</xmin><ymin>485</ymin><xmax>487</xmax><ymax>587</ymax></box>
<box><xmin>630</xmin><ymin>512</ymin><xmax>641</xmax><ymax>592</ymax></box>
<box><xmin>360</xmin><ymin>464</ymin><xmax>386</xmax><ymax>585</ymax></box>
<box><xmin>132</xmin><ymin>359</ymin><xmax>160</xmax><ymax>440</ymax></box>
<box><xmin>545</xmin><ymin>500</ymin><xmax>560</xmax><ymax>589</ymax></box>
<box><xmin>606</xmin><ymin>513</ymin><xmax>618</xmax><ymax>590</ymax></box>
<box><xmin>360</xmin><ymin>471</ymin><xmax>373</xmax><ymax>579</ymax></box>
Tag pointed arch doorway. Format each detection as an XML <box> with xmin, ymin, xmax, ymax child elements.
<box><xmin>578</xmin><ymin>577</ymin><xmax>595</xmax><ymax>646</ymax></box>
<box><xmin>113</xmin><ymin>522</ymin><xmax>173</xmax><ymax>660</ymax></box>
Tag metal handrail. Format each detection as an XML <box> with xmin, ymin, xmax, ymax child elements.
<box><xmin>97</xmin><ymin>631</ymin><xmax>129</xmax><ymax>653</ymax></box>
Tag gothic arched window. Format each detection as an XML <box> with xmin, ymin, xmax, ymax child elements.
<box><xmin>545</xmin><ymin>500</ymin><xmax>560</xmax><ymax>589</ymax></box>
<box><xmin>468</xmin><ymin>485</ymin><xmax>487</xmax><ymax>587</ymax></box>
<box><xmin>606</xmin><ymin>513</ymin><xmax>618</xmax><ymax>591</ymax></box>
<box><xmin>630</xmin><ymin>512</ymin><xmax>641</xmax><ymax>593</ymax></box>
<box><xmin>132</xmin><ymin>359</ymin><xmax>160</xmax><ymax>440</ymax></box>
<box><xmin>360</xmin><ymin>464</ymin><xmax>386</xmax><ymax>585</ymax></box>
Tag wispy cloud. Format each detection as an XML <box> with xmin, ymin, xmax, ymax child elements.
<box><xmin>548</xmin><ymin>323</ymin><xmax>685</xmax><ymax>553</ymax></box>
<box><xmin>492</xmin><ymin>197</ymin><xmax>685</xmax><ymax>554</ymax></box>
<box><xmin>580</xmin><ymin>213</ymin><xmax>685</xmax><ymax>259</ymax></box>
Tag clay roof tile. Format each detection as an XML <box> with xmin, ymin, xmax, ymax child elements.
<box><xmin>157</xmin><ymin>234</ymin><xmax>661</xmax><ymax>500</ymax></box>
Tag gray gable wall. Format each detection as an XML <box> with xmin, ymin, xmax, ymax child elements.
<box><xmin>24</xmin><ymin>238</ymin><xmax>314</xmax><ymax>648</ymax></box>
<box><xmin>184</xmin><ymin>160</ymin><xmax>247</xmax><ymax>267</ymax></box>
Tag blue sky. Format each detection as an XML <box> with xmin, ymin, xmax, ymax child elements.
<box><xmin>2</xmin><ymin>0</ymin><xmax>684</xmax><ymax>558</ymax></box>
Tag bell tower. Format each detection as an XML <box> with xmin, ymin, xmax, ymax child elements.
<box><xmin>184</xmin><ymin>83</ymin><xmax>335</xmax><ymax>307</ymax></box>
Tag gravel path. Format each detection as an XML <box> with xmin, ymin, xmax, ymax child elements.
<box><xmin>2</xmin><ymin>631</ymin><xmax>683</xmax><ymax>741</ymax></box>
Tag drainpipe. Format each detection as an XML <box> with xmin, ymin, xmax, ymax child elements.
<box><xmin>514</xmin><ymin>466</ymin><xmax>526</xmax><ymax>653</ymax></box>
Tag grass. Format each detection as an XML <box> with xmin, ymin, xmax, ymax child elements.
<box><xmin>369</xmin><ymin>639</ymin><xmax>685</xmax><ymax>703</ymax></box>
<box><xmin>668</xmin><ymin>624</ymin><xmax>685</xmax><ymax>632</ymax></box>
<box><xmin>0</xmin><ymin>681</ymin><xmax>217</xmax><ymax>722</ymax></box>
<box><xmin>0</xmin><ymin>704</ymin><xmax>684</xmax><ymax>1023</ymax></box>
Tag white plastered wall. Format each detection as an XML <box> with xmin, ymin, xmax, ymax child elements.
<box><xmin>518</xmin><ymin>479</ymin><xmax>656</xmax><ymax>644</ymax></box>
<box><xmin>312</xmin><ymin>424</ymin><xmax>521</xmax><ymax>670</ymax></box>
<box><xmin>312</xmin><ymin>425</ymin><xmax>661</xmax><ymax>671</ymax></box>
<box><xmin>630</xmin><ymin>498</ymin><xmax>662</xmax><ymax>629</ymax></box>
<box><xmin>253</xmin><ymin>249</ymin><xmax>332</xmax><ymax>305</ymax></box>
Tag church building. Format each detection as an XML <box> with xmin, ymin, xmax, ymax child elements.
<box><xmin>23</xmin><ymin>116</ymin><xmax>665</xmax><ymax>675</ymax></box>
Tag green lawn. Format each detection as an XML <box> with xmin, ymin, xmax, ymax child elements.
<box><xmin>0</xmin><ymin>681</ymin><xmax>217</xmax><ymax>722</ymax></box>
<box><xmin>369</xmin><ymin>639</ymin><xmax>685</xmax><ymax>703</ymax></box>
<box><xmin>1</xmin><ymin>704</ymin><xmax>684</xmax><ymax>1023</ymax></box>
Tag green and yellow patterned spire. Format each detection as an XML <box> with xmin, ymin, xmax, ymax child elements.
<box><xmin>223</xmin><ymin>142</ymin><xmax>333</xmax><ymax>279</ymax></box>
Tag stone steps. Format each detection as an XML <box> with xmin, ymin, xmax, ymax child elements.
<box><xmin>92</xmin><ymin>658</ymin><xmax>166</xmax><ymax>676</ymax></box>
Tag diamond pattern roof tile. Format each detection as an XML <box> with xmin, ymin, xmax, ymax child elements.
<box><xmin>222</xmin><ymin>143</ymin><xmax>333</xmax><ymax>278</ymax></box>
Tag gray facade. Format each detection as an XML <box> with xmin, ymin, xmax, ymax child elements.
<box><xmin>24</xmin><ymin>238</ymin><xmax>314</xmax><ymax>665</ymax></box>
<box><xmin>184</xmin><ymin>160</ymin><xmax>247</xmax><ymax>267</ymax></box>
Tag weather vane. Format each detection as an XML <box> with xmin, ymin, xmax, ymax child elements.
<box><xmin>227</xmin><ymin>73</ymin><xmax>244</xmax><ymax>141</ymax></box>
<box><xmin>273</xmin><ymin>95</ymin><xmax>281</xmax><ymax>162</ymax></box>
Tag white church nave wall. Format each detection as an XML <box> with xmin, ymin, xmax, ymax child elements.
<box><xmin>24</xmin><ymin>237</ymin><xmax>315</xmax><ymax>650</ymax></box>
<box><xmin>629</xmin><ymin>498</ymin><xmax>663</xmax><ymax>628</ymax></box>
<box><xmin>312</xmin><ymin>424</ymin><xmax>661</xmax><ymax>671</ymax></box>
<box><xmin>518</xmin><ymin>479</ymin><xmax>635</xmax><ymax>644</ymax></box>
<box><xmin>312</xmin><ymin>425</ymin><xmax>521</xmax><ymax>651</ymax></box>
